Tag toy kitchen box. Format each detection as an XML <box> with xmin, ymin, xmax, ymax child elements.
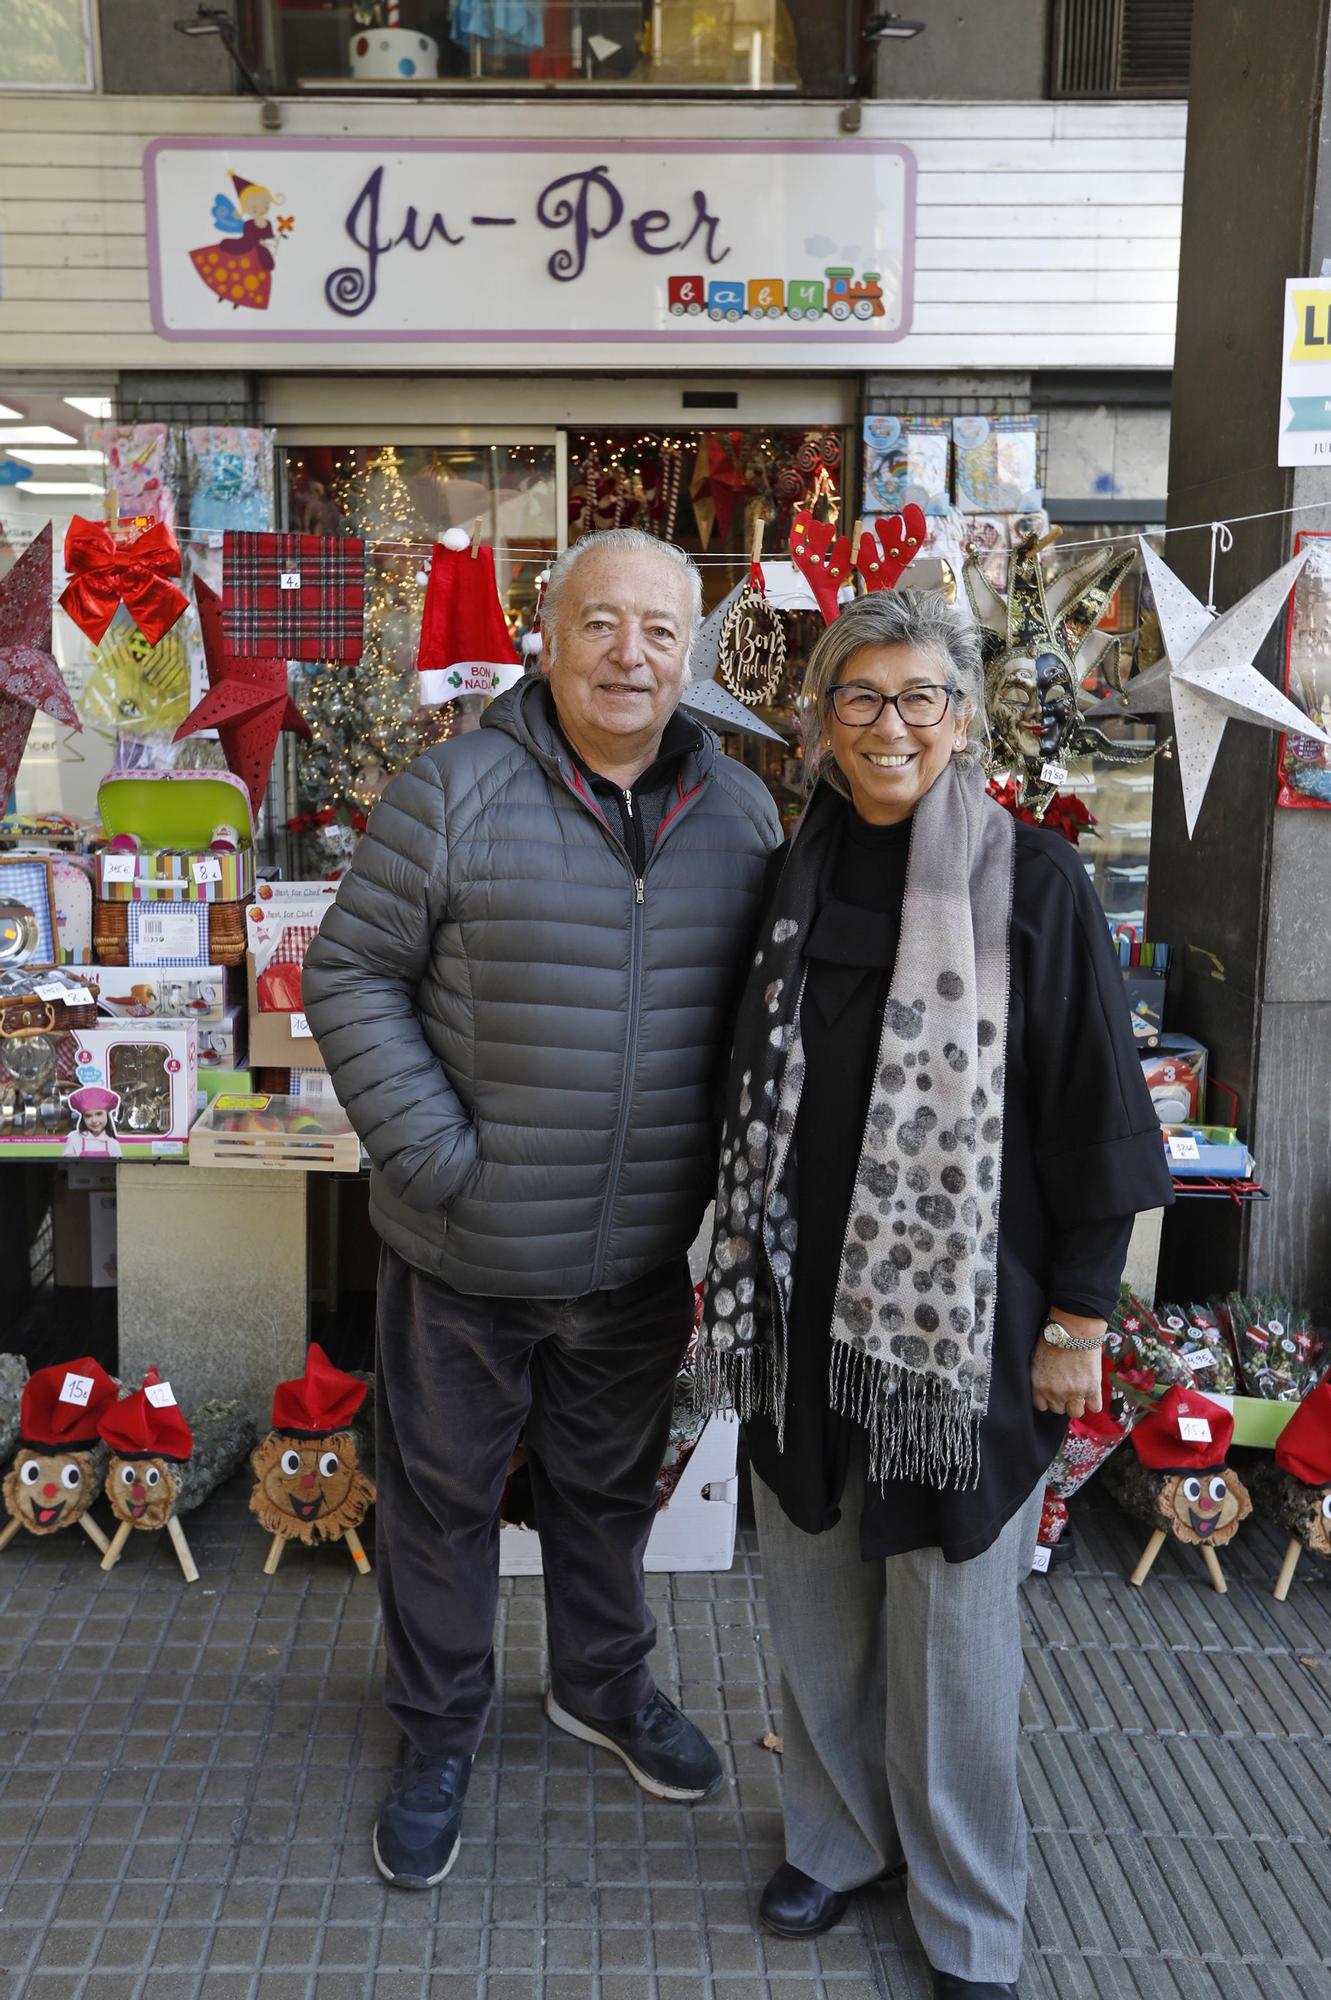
<box><xmin>93</xmin><ymin>771</ymin><xmax>254</xmax><ymax>969</ymax></box>
<box><xmin>245</xmin><ymin>881</ymin><xmax>337</xmax><ymax>1069</ymax></box>
<box><xmin>0</xmin><ymin>1020</ymin><xmax>197</xmax><ymax>1159</ymax></box>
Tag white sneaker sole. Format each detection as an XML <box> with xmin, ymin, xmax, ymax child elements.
<box><xmin>372</xmin><ymin>1822</ymin><xmax>460</xmax><ymax>1889</ymax></box>
<box><xmin>543</xmin><ymin>1692</ymin><xmax>722</xmax><ymax>1802</ymax></box>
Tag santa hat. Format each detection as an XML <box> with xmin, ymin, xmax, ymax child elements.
<box><xmin>69</xmin><ymin>1086</ymin><xmax>119</xmax><ymax>1116</ymax></box>
<box><xmin>18</xmin><ymin>1358</ymin><xmax>119</xmax><ymax>1453</ymax></box>
<box><xmin>98</xmin><ymin>1367</ymin><xmax>193</xmax><ymax>1464</ymax></box>
<box><xmin>1130</xmin><ymin>1384</ymin><xmax>1232</xmax><ymax>1472</ymax></box>
<box><xmin>270</xmin><ymin>1342</ymin><xmax>367</xmax><ymax>1437</ymax></box>
<box><xmin>1275</xmin><ymin>1380</ymin><xmax>1331</xmax><ymax>1486</ymax></box>
<box><xmin>415</xmin><ymin>530</ymin><xmax>521</xmax><ymax>705</ymax></box>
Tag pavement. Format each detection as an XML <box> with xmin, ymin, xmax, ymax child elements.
<box><xmin>1</xmin><ymin>1471</ymin><xmax>1329</xmax><ymax>2000</ymax></box>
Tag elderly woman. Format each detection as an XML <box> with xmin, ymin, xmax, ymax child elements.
<box><xmin>700</xmin><ymin>591</ymin><xmax>1171</xmax><ymax>1998</ymax></box>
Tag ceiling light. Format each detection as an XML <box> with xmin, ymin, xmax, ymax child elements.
<box><xmin>0</xmin><ymin>426</ymin><xmax>77</xmax><ymax>446</ymax></box>
<box><xmin>5</xmin><ymin>448</ymin><xmax>106</xmax><ymax>465</ymax></box>
<box><xmin>17</xmin><ymin>481</ymin><xmax>105</xmax><ymax>495</ymax></box>
<box><xmin>0</xmin><ymin>403</ymin><xmax>23</xmax><ymax>422</ymax></box>
<box><xmin>864</xmin><ymin>12</ymin><xmax>927</xmax><ymax>37</ymax></box>
<box><xmin>63</xmin><ymin>395</ymin><xmax>113</xmax><ymax>420</ymax></box>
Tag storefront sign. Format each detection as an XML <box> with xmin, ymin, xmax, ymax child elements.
<box><xmin>1280</xmin><ymin>277</ymin><xmax>1331</xmax><ymax>463</ymax></box>
<box><xmin>144</xmin><ymin>138</ymin><xmax>914</xmax><ymax>349</ymax></box>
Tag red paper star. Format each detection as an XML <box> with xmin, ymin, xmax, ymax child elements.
<box><xmin>0</xmin><ymin>524</ymin><xmax>80</xmax><ymax>802</ymax></box>
<box><xmin>174</xmin><ymin>578</ymin><xmax>311</xmax><ymax>820</ymax></box>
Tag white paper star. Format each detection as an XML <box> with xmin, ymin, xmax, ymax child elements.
<box><xmin>1085</xmin><ymin>537</ymin><xmax>1330</xmax><ymax>837</ymax></box>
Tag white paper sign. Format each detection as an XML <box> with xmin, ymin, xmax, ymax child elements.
<box><xmin>280</xmin><ymin>571</ymin><xmax>302</xmax><ymax>590</ymax></box>
<box><xmin>59</xmin><ymin>1371</ymin><xmax>94</xmax><ymax>1407</ymax></box>
<box><xmin>1180</xmin><ymin>1345</ymin><xmax>1216</xmax><ymax>1370</ymax></box>
<box><xmin>1039</xmin><ymin>761</ymin><xmax>1069</xmax><ymax>787</ymax></box>
<box><xmin>144</xmin><ymin>1380</ymin><xmax>177</xmax><ymax>1408</ymax></box>
<box><xmin>192</xmin><ymin>856</ymin><xmax>223</xmax><ymax>886</ymax></box>
<box><xmin>1030</xmin><ymin>1544</ymin><xmax>1052</xmax><ymax>1573</ymax></box>
<box><xmin>1167</xmin><ymin>1135</ymin><xmax>1201</xmax><ymax>1162</ymax></box>
<box><xmin>102</xmin><ymin>854</ymin><xmax>137</xmax><ymax>883</ymax></box>
<box><xmin>289</xmin><ymin>1011</ymin><xmax>312</xmax><ymax>1038</ymax></box>
<box><xmin>1178</xmin><ymin>1414</ymin><xmax>1212</xmax><ymax>1444</ymax></box>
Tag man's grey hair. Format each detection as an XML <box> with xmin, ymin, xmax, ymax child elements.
<box><xmin>800</xmin><ymin>589</ymin><xmax>988</xmax><ymax>798</ymax></box>
<box><xmin>542</xmin><ymin>529</ymin><xmax>704</xmax><ymax>674</ymax></box>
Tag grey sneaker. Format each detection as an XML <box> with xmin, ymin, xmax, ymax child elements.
<box><xmin>544</xmin><ymin>1688</ymin><xmax>723</xmax><ymax>1801</ymax></box>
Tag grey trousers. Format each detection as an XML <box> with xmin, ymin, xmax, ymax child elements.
<box><xmin>752</xmin><ymin>1458</ymin><xmax>1043</xmax><ymax>1985</ymax></box>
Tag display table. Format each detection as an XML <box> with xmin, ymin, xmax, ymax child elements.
<box><xmin>116</xmin><ymin>1163</ymin><xmax>307</xmax><ymax>1423</ymax></box>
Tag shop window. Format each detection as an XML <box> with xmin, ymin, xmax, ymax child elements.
<box><xmin>282</xmin><ymin>441</ymin><xmax>557</xmax><ymax>875</ymax></box>
<box><xmin>0</xmin><ymin>0</ymin><xmax>98</xmax><ymax>87</ymax></box>
<box><xmin>264</xmin><ymin>0</ymin><xmax>848</xmax><ymax>94</ymax></box>
<box><xmin>1051</xmin><ymin>0</ymin><xmax>1192</xmax><ymax>98</ymax></box>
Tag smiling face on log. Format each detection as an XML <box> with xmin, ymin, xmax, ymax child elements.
<box><xmin>3</xmin><ymin>1450</ymin><xmax>98</xmax><ymax>1534</ymax></box>
<box><xmin>107</xmin><ymin>1456</ymin><xmax>178</xmax><ymax>1531</ymax></box>
<box><xmin>249</xmin><ymin>1430</ymin><xmax>375</xmax><ymax>1544</ymax></box>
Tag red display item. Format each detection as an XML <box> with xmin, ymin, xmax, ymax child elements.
<box><xmin>1275</xmin><ymin>1379</ymin><xmax>1331</xmax><ymax>1486</ymax></box>
<box><xmin>175</xmin><ymin>579</ymin><xmax>311</xmax><ymax>820</ymax></box>
<box><xmin>98</xmin><ymin>1367</ymin><xmax>194</xmax><ymax>1465</ymax></box>
<box><xmin>415</xmin><ymin>532</ymin><xmax>521</xmax><ymax>704</ymax></box>
<box><xmin>1130</xmin><ymin>1383</ymin><xmax>1233</xmax><ymax>1471</ymax></box>
<box><xmin>790</xmin><ymin>509</ymin><xmax>851</xmax><ymax>623</ymax></box>
<box><xmin>221</xmin><ymin>532</ymin><xmax>365</xmax><ymax>664</ymax></box>
<box><xmin>18</xmin><ymin>1358</ymin><xmax>118</xmax><ymax>1452</ymax></box>
<box><xmin>0</xmin><ymin>524</ymin><xmax>81</xmax><ymax>802</ymax></box>
<box><xmin>58</xmin><ymin>516</ymin><xmax>189</xmax><ymax>648</ymax></box>
<box><xmin>270</xmin><ymin>1342</ymin><xmax>368</xmax><ymax>1437</ymax></box>
<box><xmin>855</xmin><ymin>505</ymin><xmax>928</xmax><ymax>592</ymax></box>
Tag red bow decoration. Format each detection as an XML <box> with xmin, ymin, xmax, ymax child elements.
<box><xmin>58</xmin><ymin>515</ymin><xmax>189</xmax><ymax>648</ymax></box>
<box><xmin>789</xmin><ymin>509</ymin><xmax>851</xmax><ymax>624</ymax></box>
<box><xmin>855</xmin><ymin>505</ymin><xmax>928</xmax><ymax>592</ymax></box>
<box><xmin>175</xmin><ymin>579</ymin><xmax>311</xmax><ymax>821</ymax></box>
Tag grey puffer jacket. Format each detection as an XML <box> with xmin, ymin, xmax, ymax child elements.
<box><xmin>302</xmin><ymin>676</ymin><xmax>783</xmax><ymax>1297</ymax></box>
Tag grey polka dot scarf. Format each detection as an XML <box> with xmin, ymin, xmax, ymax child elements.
<box><xmin>699</xmin><ymin>758</ymin><xmax>1015</xmax><ymax>1491</ymax></box>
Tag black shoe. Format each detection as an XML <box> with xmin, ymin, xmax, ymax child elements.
<box><xmin>544</xmin><ymin>1688</ymin><xmax>723</xmax><ymax>1801</ymax></box>
<box><xmin>372</xmin><ymin>1749</ymin><xmax>471</xmax><ymax>1889</ymax></box>
<box><xmin>759</xmin><ymin>1861</ymin><xmax>850</xmax><ymax>1939</ymax></box>
<box><xmin>931</xmin><ymin>1972</ymin><xmax>1018</xmax><ymax>1997</ymax></box>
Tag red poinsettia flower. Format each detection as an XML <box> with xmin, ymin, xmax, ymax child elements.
<box><xmin>986</xmin><ymin>777</ymin><xmax>1096</xmax><ymax>847</ymax></box>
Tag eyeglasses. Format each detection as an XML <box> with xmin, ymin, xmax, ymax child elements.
<box><xmin>828</xmin><ymin>682</ymin><xmax>954</xmax><ymax>728</ymax></box>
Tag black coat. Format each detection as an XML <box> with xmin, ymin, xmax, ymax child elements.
<box><xmin>746</xmin><ymin>796</ymin><xmax>1174</xmax><ymax>1563</ymax></box>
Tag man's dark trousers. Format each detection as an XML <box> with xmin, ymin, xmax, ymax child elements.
<box><xmin>375</xmin><ymin>1245</ymin><xmax>697</xmax><ymax>1757</ymax></box>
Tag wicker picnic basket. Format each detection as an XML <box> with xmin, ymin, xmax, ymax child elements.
<box><xmin>92</xmin><ymin>771</ymin><xmax>254</xmax><ymax>968</ymax></box>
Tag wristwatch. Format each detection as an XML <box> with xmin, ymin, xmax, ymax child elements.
<box><xmin>1041</xmin><ymin>1317</ymin><xmax>1105</xmax><ymax>1353</ymax></box>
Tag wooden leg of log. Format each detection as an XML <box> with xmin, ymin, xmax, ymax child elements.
<box><xmin>100</xmin><ymin>1519</ymin><xmax>133</xmax><ymax>1572</ymax></box>
<box><xmin>343</xmin><ymin>1526</ymin><xmax>372</xmax><ymax>1577</ymax></box>
<box><xmin>1129</xmin><ymin>1528</ymin><xmax>1167</xmax><ymax>1587</ymax></box>
<box><xmin>1200</xmin><ymin>1545</ymin><xmax>1227</xmax><ymax>1595</ymax></box>
<box><xmin>263</xmin><ymin>1532</ymin><xmax>286</xmax><ymax>1576</ymax></box>
<box><xmin>166</xmin><ymin>1514</ymin><xmax>199</xmax><ymax>1584</ymax></box>
<box><xmin>79</xmin><ymin>1513</ymin><xmax>111</xmax><ymax>1555</ymax></box>
<box><xmin>0</xmin><ymin>1515</ymin><xmax>22</xmax><ymax>1552</ymax></box>
<box><xmin>1273</xmin><ymin>1536</ymin><xmax>1302</xmax><ymax>1602</ymax></box>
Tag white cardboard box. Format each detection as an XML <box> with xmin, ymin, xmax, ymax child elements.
<box><xmin>498</xmin><ymin>1413</ymin><xmax>740</xmax><ymax>1576</ymax></box>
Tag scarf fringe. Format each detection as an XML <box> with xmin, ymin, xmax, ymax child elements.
<box><xmin>696</xmin><ymin>1337</ymin><xmax>788</xmax><ymax>1451</ymax></box>
<box><xmin>829</xmin><ymin>1340</ymin><xmax>981</xmax><ymax>1492</ymax></box>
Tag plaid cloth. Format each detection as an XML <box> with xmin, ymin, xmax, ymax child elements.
<box><xmin>0</xmin><ymin>859</ymin><xmax>56</xmax><ymax>962</ymax></box>
<box><xmin>221</xmin><ymin>533</ymin><xmax>365</xmax><ymax>664</ymax></box>
<box><xmin>126</xmin><ymin>904</ymin><xmax>209</xmax><ymax>968</ymax></box>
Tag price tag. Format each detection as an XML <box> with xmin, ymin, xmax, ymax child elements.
<box><xmin>64</xmin><ymin>983</ymin><xmax>94</xmax><ymax>1005</ymax></box>
<box><xmin>102</xmin><ymin>853</ymin><xmax>136</xmax><ymax>884</ymax></box>
<box><xmin>151</xmin><ymin>1140</ymin><xmax>185</xmax><ymax>1156</ymax></box>
<box><xmin>206</xmin><ymin>530</ymin><xmax>224</xmax><ymax>550</ymax></box>
<box><xmin>1178</xmin><ymin>1414</ymin><xmax>1212</xmax><ymax>1444</ymax></box>
<box><xmin>145</xmin><ymin>1380</ymin><xmax>177</xmax><ymax>1408</ymax></box>
<box><xmin>33</xmin><ymin>977</ymin><xmax>70</xmax><ymax>1001</ymax></box>
<box><xmin>1030</xmin><ymin>1544</ymin><xmax>1052</xmax><ymax>1573</ymax></box>
<box><xmin>192</xmin><ymin>856</ymin><xmax>223</xmax><ymax>886</ymax></box>
<box><xmin>1180</xmin><ymin>1345</ymin><xmax>1216</xmax><ymax>1370</ymax></box>
<box><xmin>1168</xmin><ymin>1135</ymin><xmax>1201</xmax><ymax>1162</ymax></box>
<box><xmin>289</xmin><ymin>1011</ymin><xmax>312</xmax><ymax>1038</ymax></box>
<box><xmin>59</xmin><ymin>1371</ymin><xmax>94</xmax><ymax>1407</ymax></box>
<box><xmin>279</xmin><ymin>570</ymin><xmax>302</xmax><ymax>591</ymax></box>
<box><xmin>1039</xmin><ymin>761</ymin><xmax>1069</xmax><ymax>786</ymax></box>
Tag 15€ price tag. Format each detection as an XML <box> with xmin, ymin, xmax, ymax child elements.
<box><xmin>289</xmin><ymin>1011</ymin><xmax>312</xmax><ymax>1038</ymax></box>
<box><xmin>1178</xmin><ymin>1414</ymin><xmax>1212</xmax><ymax>1444</ymax></box>
<box><xmin>59</xmin><ymin>1372</ymin><xmax>94</xmax><ymax>1407</ymax></box>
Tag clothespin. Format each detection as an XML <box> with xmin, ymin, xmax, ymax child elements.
<box><xmin>850</xmin><ymin>517</ymin><xmax>865</xmax><ymax>567</ymax></box>
<box><xmin>470</xmin><ymin>518</ymin><xmax>482</xmax><ymax>560</ymax></box>
<box><xmin>103</xmin><ymin>485</ymin><xmax>120</xmax><ymax>526</ymax></box>
<box><xmin>749</xmin><ymin>510</ymin><xmax>765</xmax><ymax>590</ymax></box>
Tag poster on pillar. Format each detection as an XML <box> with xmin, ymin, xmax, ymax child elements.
<box><xmin>144</xmin><ymin>138</ymin><xmax>914</xmax><ymax>363</ymax></box>
<box><xmin>1279</xmin><ymin>277</ymin><xmax>1331</xmax><ymax>464</ymax></box>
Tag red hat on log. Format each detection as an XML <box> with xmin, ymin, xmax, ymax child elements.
<box><xmin>19</xmin><ymin>1358</ymin><xmax>118</xmax><ymax>1453</ymax></box>
<box><xmin>270</xmin><ymin>1342</ymin><xmax>367</xmax><ymax>1437</ymax></box>
<box><xmin>98</xmin><ymin>1368</ymin><xmax>194</xmax><ymax>1464</ymax></box>
<box><xmin>1130</xmin><ymin>1385</ymin><xmax>1232</xmax><ymax>1472</ymax></box>
<box><xmin>1274</xmin><ymin>1380</ymin><xmax>1331</xmax><ymax>1487</ymax></box>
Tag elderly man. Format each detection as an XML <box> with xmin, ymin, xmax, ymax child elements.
<box><xmin>303</xmin><ymin>527</ymin><xmax>782</xmax><ymax>1888</ymax></box>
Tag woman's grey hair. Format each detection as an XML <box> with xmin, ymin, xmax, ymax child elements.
<box><xmin>800</xmin><ymin>589</ymin><xmax>988</xmax><ymax>797</ymax></box>
<box><xmin>542</xmin><ymin>529</ymin><xmax>703</xmax><ymax>675</ymax></box>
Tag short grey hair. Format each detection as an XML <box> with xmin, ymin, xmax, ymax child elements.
<box><xmin>543</xmin><ymin>529</ymin><xmax>704</xmax><ymax>669</ymax></box>
<box><xmin>800</xmin><ymin>589</ymin><xmax>987</xmax><ymax>797</ymax></box>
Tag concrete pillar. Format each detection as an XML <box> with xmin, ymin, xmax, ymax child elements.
<box><xmin>1149</xmin><ymin>1</ymin><xmax>1331</xmax><ymax>1300</ymax></box>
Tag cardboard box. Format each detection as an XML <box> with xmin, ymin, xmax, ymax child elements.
<box><xmin>499</xmin><ymin>1415</ymin><xmax>740</xmax><ymax>1576</ymax></box>
<box><xmin>0</xmin><ymin>1022</ymin><xmax>198</xmax><ymax>1158</ymax></box>
<box><xmin>195</xmin><ymin>1006</ymin><xmax>247</xmax><ymax>1070</ymax></box>
<box><xmin>246</xmin><ymin>955</ymin><xmax>325</xmax><ymax>1070</ymax></box>
<box><xmin>93</xmin><ymin>963</ymin><xmax>241</xmax><ymax>1024</ymax></box>
<box><xmin>1140</xmin><ymin>1034</ymin><xmax>1208</xmax><ymax>1125</ymax></box>
<box><xmin>53</xmin><ymin>1171</ymin><xmax>118</xmax><ymax>1287</ymax></box>
<box><xmin>1195</xmin><ymin>1391</ymin><xmax>1297</xmax><ymax>1451</ymax></box>
<box><xmin>196</xmin><ymin>1066</ymin><xmax>253</xmax><ymax>1106</ymax></box>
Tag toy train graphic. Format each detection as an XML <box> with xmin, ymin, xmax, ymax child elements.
<box><xmin>668</xmin><ymin>268</ymin><xmax>886</xmax><ymax>323</ymax></box>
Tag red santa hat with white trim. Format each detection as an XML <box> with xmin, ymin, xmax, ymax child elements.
<box><xmin>415</xmin><ymin>529</ymin><xmax>522</xmax><ymax>706</ymax></box>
